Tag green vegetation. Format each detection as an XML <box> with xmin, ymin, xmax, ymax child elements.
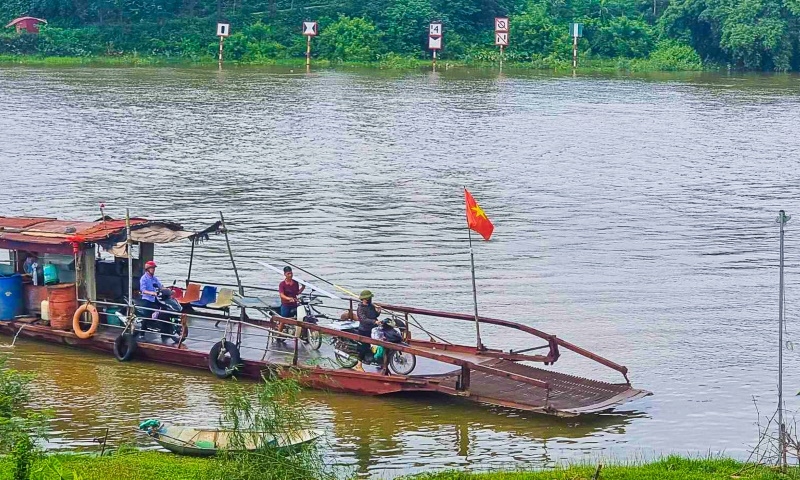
<box><xmin>404</xmin><ymin>456</ymin><xmax>799</xmax><ymax>479</ymax></box>
<box><xmin>0</xmin><ymin>454</ymin><xmax>797</xmax><ymax>480</ymax></box>
<box><xmin>0</xmin><ymin>357</ymin><xmax>51</xmax><ymax>480</ymax></box>
<box><xmin>0</xmin><ymin>0</ymin><xmax>798</xmax><ymax>70</ymax></box>
<box><xmin>0</xmin><ymin>451</ymin><xmax>213</xmax><ymax>480</ymax></box>
<box><xmin>213</xmin><ymin>373</ymin><xmax>337</xmax><ymax>480</ymax></box>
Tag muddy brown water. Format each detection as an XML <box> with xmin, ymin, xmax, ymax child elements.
<box><xmin>1</xmin><ymin>66</ymin><xmax>800</xmax><ymax>478</ymax></box>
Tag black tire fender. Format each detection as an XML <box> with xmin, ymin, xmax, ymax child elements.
<box><xmin>209</xmin><ymin>340</ymin><xmax>241</xmax><ymax>379</ymax></box>
<box><xmin>113</xmin><ymin>333</ymin><xmax>137</xmax><ymax>361</ymax></box>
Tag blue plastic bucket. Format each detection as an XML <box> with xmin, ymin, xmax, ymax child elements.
<box><xmin>0</xmin><ymin>274</ymin><xmax>24</xmax><ymax>321</ymax></box>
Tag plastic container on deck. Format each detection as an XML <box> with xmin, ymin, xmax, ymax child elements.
<box><xmin>0</xmin><ymin>274</ymin><xmax>24</xmax><ymax>321</ymax></box>
<box><xmin>105</xmin><ymin>306</ymin><xmax>123</xmax><ymax>326</ymax></box>
<box><xmin>43</xmin><ymin>264</ymin><xmax>59</xmax><ymax>285</ymax></box>
<box><xmin>41</xmin><ymin>300</ymin><xmax>50</xmax><ymax>321</ymax></box>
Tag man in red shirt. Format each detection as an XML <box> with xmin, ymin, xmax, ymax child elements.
<box><xmin>278</xmin><ymin>266</ymin><xmax>305</xmax><ymax>319</ymax></box>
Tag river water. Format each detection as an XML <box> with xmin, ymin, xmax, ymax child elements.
<box><xmin>1</xmin><ymin>66</ymin><xmax>800</xmax><ymax>478</ymax></box>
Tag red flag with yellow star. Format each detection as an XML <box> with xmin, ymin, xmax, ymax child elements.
<box><xmin>465</xmin><ymin>188</ymin><xmax>494</xmax><ymax>240</ymax></box>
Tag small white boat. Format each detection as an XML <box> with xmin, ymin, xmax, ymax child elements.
<box><xmin>139</xmin><ymin>420</ymin><xmax>321</xmax><ymax>457</ymax></box>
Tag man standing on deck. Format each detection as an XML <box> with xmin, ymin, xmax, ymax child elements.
<box><xmin>278</xmin><ymin>266</ymin><xmax>305</xmax><ymax>319</ymax></box>
<box><xmin>139</xmin><ymin>260</ymin><xmax>162</xmax><ymax>316</ymax></box>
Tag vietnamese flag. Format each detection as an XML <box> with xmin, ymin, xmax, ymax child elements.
<box><xmin>465</xmin><ymin>188</ymin><xmax>494</xmax><ymax>240</ymax></box>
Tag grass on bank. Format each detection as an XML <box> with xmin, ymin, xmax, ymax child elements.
<box><xmin>0</xmin><ymin>53</ymin><xmax>709</xmax><ymax>73</ymax></box>
<box><xmin>0</xmin><ymin>454</ymin><xmax>798</xmax><ymax>480</ymax></box>
<box><xmin>406</xmin><ymin>456</ymin><xmax>800</xmax><ymax>479</ymax></box>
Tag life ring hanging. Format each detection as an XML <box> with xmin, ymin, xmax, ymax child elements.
<box><xmin>73</xmin><ymin>303</ymin><xmax>99</xmax><ymax>339</ymax></box>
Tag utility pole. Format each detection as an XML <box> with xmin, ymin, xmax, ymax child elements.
<box><xmin>777</xmin><ymin>209</ymin><xmax>790</xmax><ymax>471</ymax></box>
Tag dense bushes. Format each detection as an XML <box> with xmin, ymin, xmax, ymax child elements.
<box><xmin>1</xmin><ymin>0</ymin><xmax>798</xmax><ymax>70</ymax></box>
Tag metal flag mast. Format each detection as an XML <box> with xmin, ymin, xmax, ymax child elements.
<box><xmin>468</xmin><ymin>227</ymin><xmax>483</xmax><ymax>350</ymax></box>
<box><xmin>465</xmin><ymin>186</ymin><xmax>484</xmax><ymax>351</ymax></box>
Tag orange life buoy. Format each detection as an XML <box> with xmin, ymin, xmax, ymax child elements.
<box><xmin>73</xmin><ymin>303</ymin><xmax>99</xmax><ymax>339</ymax></box>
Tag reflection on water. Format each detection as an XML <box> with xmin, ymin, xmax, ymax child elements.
<box><xmin>2</xmin><ymin>66</ymin><xmax>800</xmax><ymax>477</ymax></box>
<box><xmin>5</xmin><ymin>339</ymin><xmax>640</xmax><ymax>477</ymax></box>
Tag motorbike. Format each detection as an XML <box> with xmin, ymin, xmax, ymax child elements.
<box><xmin>133</xmin><ymin>288</ymin><xmax>187</xmax><ymax>344</ymax></box>
<box><xmin>275</xmin><ymin>296</ymin><xmax>323</xmax><ymax>350</ymax></box>
<box><xmin>328</xmin><ymin>318</ymin><xmax>416</xmax><ymax>375</ymax></box>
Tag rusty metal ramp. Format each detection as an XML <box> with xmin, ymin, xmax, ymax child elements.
<box><xmin>424</xmin><ymin>359</ymin><xmax>651</xmax><ymax>417</ymax></box>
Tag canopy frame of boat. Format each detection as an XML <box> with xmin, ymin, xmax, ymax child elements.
<box><xmin>0</xmin><ymin>212</ymin><xmax>650</xmax><ymax>417</ymax></box>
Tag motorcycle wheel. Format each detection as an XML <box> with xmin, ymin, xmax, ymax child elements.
<box><xmin>334</xmin><ymin>350</ymin><xmax>358</xmax><ymax>368</ymax></box>
<box><xmin>276</xmin><ymin>324</ymin><xmax>296</xmax><ymax>343</ymax></box>
<box><xmin>308</xmin><ymin>330</ymin><xmax>322</xmax><ymax>350</ymax></box>
<box><xmin>389</xmin><ymin>350</ymin><xmax>416</xmax><ymax>375</ymax></box>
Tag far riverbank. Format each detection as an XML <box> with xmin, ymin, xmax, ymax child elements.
<box><xmin>0</xmin><ymin>54</ymin><xmax>710</xmax><ymax>73</ymax></box>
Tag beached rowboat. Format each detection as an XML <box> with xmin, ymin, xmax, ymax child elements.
<box><xmin>139</xmin><ymin>420</ymin><xmax>322</xmax><ymax>457</ymax></box>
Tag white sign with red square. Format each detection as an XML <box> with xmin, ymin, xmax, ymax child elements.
<box><xmin>495</xmin><ymin>32</ymin><xmax>509</xmax><ymax>46</ymax></box>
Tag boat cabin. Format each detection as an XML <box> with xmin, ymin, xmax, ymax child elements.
<box><xmin>0</xmin><ymin>216</ymin><xmax>222</xmax><ymax>317</ymax></box>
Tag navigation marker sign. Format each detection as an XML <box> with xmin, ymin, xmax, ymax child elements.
<box><xmin>494</xmin><ymin>17</ymin><xmax>509</xmax><ymax>67</ymax></box>
<box><xmin>570</xmin><ymin>22</ymin><xmax>584</xmax><ymax>68</ymax></box>
<box><xmin>428</xmin><ymin>21</ymin><xmax>443</xmax><ymax>68</ymax></box>
<box><xmin>216</xmin><ymin>23</ymin><xmax>230</xmax><ymax>69</ymax></box>
<box><xmin>302</xmin><ymin>21</ymin><xmax>318</xmax><ymax>36</ymax></box>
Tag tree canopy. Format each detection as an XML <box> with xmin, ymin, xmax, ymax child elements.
<box><xmin>1</xmin><ymin>0</ymin><xmax>798</xmax><ymax>70</ymax></box>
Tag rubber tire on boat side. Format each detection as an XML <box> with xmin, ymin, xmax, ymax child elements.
<box><xmin>113</xmin><ymin>333</ymin><xmax>137</xmax><ymax>361</ymax></box>
<box><xmin>209</xmin><ymin>341</ymin><xmax>241</xmax><ymax>379</ymax></box>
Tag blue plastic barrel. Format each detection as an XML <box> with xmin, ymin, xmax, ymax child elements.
<box><xmin>0</xmin><ymin>274</ymin><xmax>23</xmax><ymax>321</ymax></box>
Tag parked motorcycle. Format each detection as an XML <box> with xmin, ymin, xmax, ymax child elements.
<box><xmin>276</xmin><ymin>296</ymin><xmax>323</xmax><ymax>350</ymax></box>
<box><xmin>134</xmin><ymin>288</ymin><xmax>187</xmax><ymax>343</ymax></box>
<box><xmin>329</xmin><ymin>318</ymin><xmax>416</xmax><ymax>375</ymax></box>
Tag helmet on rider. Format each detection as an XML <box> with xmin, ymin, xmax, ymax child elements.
<box><xmin>144</xmin><ymin>260</ymin><xmax>157</xmax><ymax>270</ymax></box>
<box><xmin>359</xmin><ymin>290</ymin><xmax>373</xmax><ymax>301</ymax></box>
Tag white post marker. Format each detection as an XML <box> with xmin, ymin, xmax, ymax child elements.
<box><xmin>217</xmin><ymin>23</ymin><xmax>230</xmax><ymax>69</ymax></box>
<box><xmin>428</xmin><ymin>22</ymin><xmax>442</xmax><ymax>69</ymax></box>
<box><xmin>569</xmin><ymin>22</ymin><xmax>583</xmax><ymax>68</ymax></box>
<box><xmin>494</xmin><ymin>17</ymin><xmax>509</xmax><ymax>68</ymax></box>
<box><xmin>302</xmin><ymin>21</ymin><xmax>318</xmax><ymax>69</ymax></box>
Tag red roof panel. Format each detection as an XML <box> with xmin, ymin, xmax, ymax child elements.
<box><xmin>0</xmin><ymin>217</ymin><xmax>54</xmax><ymax>230</ymax></box>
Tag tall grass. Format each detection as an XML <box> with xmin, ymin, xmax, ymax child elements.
<box><xmin>212</xmin><ymin>373</ymin><xmax>339</xmax><ymax>480</ymax></box>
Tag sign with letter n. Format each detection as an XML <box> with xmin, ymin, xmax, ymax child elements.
<box><xmin>495</xmin><ymin>32</ymin><xmax>509</xmax><ymax>46</ymax></box>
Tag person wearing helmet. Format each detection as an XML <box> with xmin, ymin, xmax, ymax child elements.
<box><xmin>354</xmin><ymin>290</ymin><xmax>382</xmax><ymax>372</ymax></box>
<box><xmin>139</xmin><ymin>260</ymin><xmax>163</xmax><ymax>316</ymax></box>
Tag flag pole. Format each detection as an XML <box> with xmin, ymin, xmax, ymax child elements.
<box><xmin>468</xmin><ymin>222</ymin><xmax>483</xmax><ymax>350</ymax></box>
